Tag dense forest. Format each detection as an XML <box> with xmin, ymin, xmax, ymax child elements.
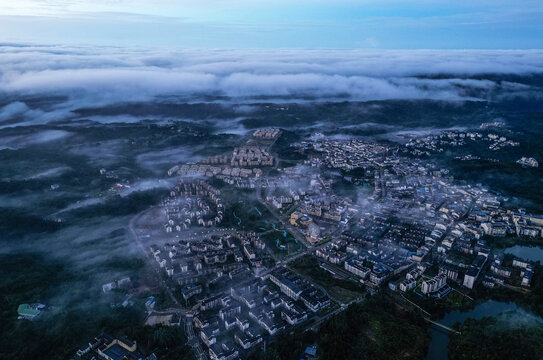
<box><xmin>0</xmin><ymin>252</ymin><xmax>192</xmax><ymax>360</ymax></box>
<box><xmin>449</xmin><ymin>317</ymin><xmax>543</xmax><ymax>360</ymax></box>
<box><xmin>249</xmin><ymin>294</ymin><xmax>429</xmax><ymax>360</ymax></box>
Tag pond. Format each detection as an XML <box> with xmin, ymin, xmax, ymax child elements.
<box><xmin>504</xmin><ymin>245</ymin><xmax>543</xmax><ymax>263</ymax></box>
<box><xmin>426</xmin><ymin>300</ymin><xmax>524</xmax><ymax>359</ymax></box>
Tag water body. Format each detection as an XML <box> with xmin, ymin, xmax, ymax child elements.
<box><xmin>271</xmin><ymin>223</ymin><xmax>287</xmax><ymax>237</ymax></box>
<box><xmin>505</xmin><ymin>245</ymin><xmax>543</xmax><ymax>263</ymax></box>
<box><xmin>233</xmin><ymin>211</ymin><xmax>242</xmax><ymax>225</ymax></box>
<box><xmin>426</xmin><ymin>301</ymin><xmax>519</xmax><ymax>360</ymax></box>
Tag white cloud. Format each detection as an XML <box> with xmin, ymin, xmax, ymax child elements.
<box><xmin>0</xmin><ymin>100</ymin><xmax>75</xmax><ymax>129</ymax></box>
<box><xmin>0</xmin><ymin>129</ymin><xmax>71</xmax><ymax>149</ymax></box>
<box><xmin>0</xmin><ymin>45</ymin><xmax>542</xmax><ymax>127</ymax></box>
<box><xmin>0</xmin><ymin>101</ymin><xmax>30</xmax><ymax>122</ymax></box>
<box><xmin>136</xmin><ymin>146</ymin><xmax>205</xmax><ymax>173</ymax></box>
<box><xmin>119</xmin><ymin>179</ymin><xmax>172</xmax><ymax>197</ymax></box>
<box><xmin>26</xmin><ymin>166</ymin><xmax>72</xmax><ymax>179</ymax></box>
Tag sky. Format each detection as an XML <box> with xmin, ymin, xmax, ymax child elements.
<box><xmin>0</xmin><ymin>0</ymin><xmax>542</xmax><ymax>48</ymax></box>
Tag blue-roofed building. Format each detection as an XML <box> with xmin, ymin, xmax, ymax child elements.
<box><xmin>304</xmin><ymin>345</ymin><xmax>318</xmax><ymax>360</ymax></box>
<box><xmin>270</xmin><ymin>268</ymin><xmax>303</xmax><ymax>300</ymax></box>
<box><xmin>103</xmin><ymin>343</ymin><xmax>130</xmax><ymax>360</ymax></box>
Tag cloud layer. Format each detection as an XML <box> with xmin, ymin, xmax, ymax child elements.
<box><xmin>1</xmin><ymin>44</ymin><xmax>543</xmax><ymax>127</ymax></box>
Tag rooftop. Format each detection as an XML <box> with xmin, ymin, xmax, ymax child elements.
<box><xmin>17</xmin><ymin>304</ymin><xmax>40</xmax><ymax>317</ymax></box>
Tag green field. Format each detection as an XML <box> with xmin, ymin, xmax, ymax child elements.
<box><xmin>261</xmin><ymin>230</ymin><xmax>305</xmax><ymax>260</ymax></box>
<box><xmin>290</xmin><ymin>255</ymin><xmax>365</xmax><ymax>304</ymax></box>
<box><xmin>220</xmin><ymin>189</ymin><xmax>275</xmax><ymax>231</ymax></box>
<box><xmin>449</xmin><ymin>316</ymin><xmax>543</xmax><ymax>360</ymax></box>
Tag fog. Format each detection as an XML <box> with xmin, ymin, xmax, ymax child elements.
<box><xmin>0</xmin><ymin>44</ymin><xmax>542</xmax><ymax>353</ymax></box>
<box><xmin>0</xmin><ymin>129</ymin><xmax>71</xmax><ymax>149</ymax></box>
<box><xmin>1</xmin><ymin>45</ymin><xmax>543</xmax><ymax>127</ymax></box>
<box><xmin>136</xmin><ymin>146</ymin><xmax>205</xmax><ymax>174</ymax></box>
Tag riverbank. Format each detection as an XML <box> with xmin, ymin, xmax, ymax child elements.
<box><xmin>426</xmin><ymin>300</ymin><xmax>543</xmax><ymax>360</ymax></box>
<box><xmin>449</xmin><ymin>309</ymin><xmax>543</xmax><ymax>359</ymax></box>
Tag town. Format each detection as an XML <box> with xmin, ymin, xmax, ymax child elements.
<box><xmin>68</xmin><ymin>127</ymin><xmax>542</xmax><ymax>360</ymax></box>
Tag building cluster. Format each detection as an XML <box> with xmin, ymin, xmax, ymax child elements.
<box><xmin>201</xmin><ymin>155</ymin><xmax>230</xmax><ymax>165</ymax></box>
<box><xmin>168</xmin><ymin>164</ymin><xmax>263</xmax><ymax>181</ymax></box>
<box><xmin>480</xmin><ymin>121</ymin><xmax>506</xmax><ymax>129</ymax></box>
<box><xmin>163</xmin><ymin>179</ymin><xmax>224</xmax><ymax>231</ymax></box>
<box><xmin>260</xmin><ymin>167</ymin><xmax>357</xmax><ymax>245</ymax></box>
<box><xmin>144</xmin><ymin>128</ymin><xmax>543</xmax><ymax>359</ymax></box>
<box><xmin>350</xmin><ymin>247</ymin><xmax>414</xmax><ymax>289</ymax></box>
<box><xmin>296</xmin><ymin>136</ymin><xmax>478</xmax><ymax>231</ymax></box>
<box><xmin>298</xmin><ymin>197</ymin><xmax>348</xmax><ymax>223</ymax></box>
<box><xmin>297</xmin><ymin>138</ymin><xmax>389</xmax><ymax>170</ymax></box>
<box><xmin>191</xmin><ymin>267</ymin><xmax>330</xmax><ymax>360</ymax></box>
<box><xmin>296</xmin><ymin>175</ymin><xmax>352</xmax><ymax>217</ymax></box>
<box><xmin>479</xmin><ymin>210</ymin><xmax>543</xmax><ymax>239</ymax></box>
<box><xmin>427</xmin><ymin>192</ymin><xmax>541</xmax><ymax>291</ymax></box>
<box><xmin>252</xmin><ymin>128</ymin><xmax>281</xmax><ymax>139</ymax></box>
<box><xmin>430</xmin><ymin>194</ymin><xmax>541</xmax><ymax>291</ymax></box>
<box><xmin>74</xmin><ymin>333</ymin><xmax>149</xmax><ymax>360</ymax></box>
<box><xmin>149</xmin><ymin>232</ymin><xmax>270</xmax><ymax>295</ymax></box>
<box><xmin>482</xmin><ymin>253</ymin><xmax>535</xmax><ymax>289</ymax></box>
<box><xmin>435</xmin><ymin>214</ymin><xmax>540</xmax><ymax>291</ymax></box>
<box><xmin>311</xmin><ymin>222</ymin><xmax>418</xmax><ymax>290</ymax></box>
<box><xmin>168</xmin><ymin>138</ymin><xmax>276</xmax><ymax>191</ymax></box>
<box><xmin>288</xmin><ymin>212</ymin><xmax>319</xmax><ymax>243</ymax></box>
<box><xmin>403</xmin><ymin>129</ymin><xmax>520</xmax><ymax>156</ymax></box>
<box><xmin>265</xmin><ymin>176</ymin><xmax>350</xmax><ymax>217</ymax></box>
<box><xmin>269</xmin><ymin>267</ymin><xmax>331</xmax><ymax>311</ymax></box>
<box><xmin>345</xmin><ymin>215</ymin><xmax>435</xmax><ymax>260</ymax></box>
<box><xmin>293</xmin><ymin>135</ymin><xmax>540</xmax><ymax>298</ymax></box>
<box><xmin>420</xmin><ymin>274</ymin><xmax>450</xmax><ymax>297</ymax></box>
<box><xmin>516</xmin><ymin>157</ymin><xmax>539</xmax><ymax>168</ymax></box>
<box><xmin>231</xmin><ymin>146</ymin><xmax>274</xmax><ymax>167</ymax></box>
<box><xmin>263</xmin><ymin>170</ymin><xmax>309</xmax><ymax>210</ymax></box>
<box><xmin>316</xmin><ymin>241</ymin><xmax>348</xmax><ymax>265</ymax></box>
<box><xmin>266</xmin><ymin>189</ymin><xmax>301</xmax><ymax>210</ymax></box>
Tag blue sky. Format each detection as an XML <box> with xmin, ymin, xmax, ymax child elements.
<box><xmin>0</xmin><ymin>0</ymin><xmax>542</xmax><ymax>48</ymax></box>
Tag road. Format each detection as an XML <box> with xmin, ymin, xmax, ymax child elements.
<box><xmin>128</xmin><ymin>207</ymin><xmax>179</xmax><ymax>306</ymax></box>
<box><xmin>425</xmin><ymin>318</ymin><xmax>461</xmax><ymax>335</ymax></box>
<box><xmin>185</xmin><ymin>318</ymin><xmax>207</xmax><ymax>360</ymax></box>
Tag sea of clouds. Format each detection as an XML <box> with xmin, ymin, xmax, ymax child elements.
<box><xmin>1</xmin><ymin>44</ymin><xmax>543</xmax><ymax>127</ymax></box>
